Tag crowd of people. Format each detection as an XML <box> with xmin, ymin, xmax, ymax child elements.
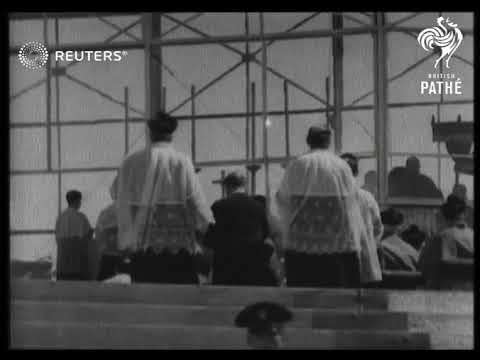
<box><xmin>54</xmin><ymin>111</ymin><xmax>474</xmax><ymax>290</ymax></box>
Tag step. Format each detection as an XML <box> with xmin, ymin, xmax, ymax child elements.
<box><xmin>11</xmin><ymin>280</ymin><xmax>388</xmax><ymax>310</ymax></box>
<box><xmin>11</xmin><ymin>300</ymin><xmax>409</xmax><ymax>330</ymax></box>
<box><xmin>10</xmin><ymin>321</ymin><xmax>431</xmax><ymax>349</ymax></box>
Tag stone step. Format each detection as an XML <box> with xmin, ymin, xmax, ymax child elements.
<box><xmin>11</xmin><ymin>300</ymin><xmax>409</xmax><ymax>330</ymax></box>
<box><xmin>11</xmin><ymin>321</ymin><xmax>431</xmax><ymax>349</ymax></box>
<box><xmin>11</xmin><ymin>280</ymin><xmax>388</xmax><ymax>310</ymax></box>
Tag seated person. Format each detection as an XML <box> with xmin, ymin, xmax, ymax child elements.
<box><xmin>400</xmin><ymin>224</ymin><xmax>428</xmax><ymax>251</ymax></box>
<box><xmin>388</xmin><ymin>156</ymin><xmax>443</xmax><ymax>199</ymax></box>
<box><xmin>419</xmin><ymin>195</ymin><xmax>474</xmax><ymax>289</ymax></box>
<box><xmin>379</xmin><ymin>208</ymin><xmax>419</xmax><ymax>272</ymax></box>
<box><xmin>204</xmin><ymin>172</ymin><xmax>278</xmax><ymax>286</ymax></box>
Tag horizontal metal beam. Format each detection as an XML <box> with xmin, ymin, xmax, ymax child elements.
<box><xmin>9</xmin><ymin>12</ymin><xmax>140</xmax><ymax>20</ymax></box>
<box><xmin>10</xmin><ymin>229</ymin><xmax>55</xmax><ymax>235</ymax></box>
<box><xmin>9</xmin><ymin>98</ymin><xmax>473</xmax><ymax>129</ymax></box>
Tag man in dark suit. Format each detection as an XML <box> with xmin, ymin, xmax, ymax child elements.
<box><xmin>204</xmin><ymin>172</ymin><xmax>277</xmax><ymax>286</ymax></box>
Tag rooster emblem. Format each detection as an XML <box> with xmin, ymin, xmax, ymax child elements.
<box><xmin>417</xmin><ymin>16</ymin><xmax>463</xmax><ymax>69</ymax></box>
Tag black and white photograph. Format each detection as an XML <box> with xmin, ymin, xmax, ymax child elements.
<box><xmin>7</xmin><ymin>11</ymin><xmax>474</xmax><ymax>349</ymax></box>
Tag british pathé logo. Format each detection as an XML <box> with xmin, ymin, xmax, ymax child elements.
<box><xmin>417</xmin><ymin>16</ymin><xmax>463</xmax><ymax>69</ymax></box>
<box><xmin>417</xmin><ymin>16</ymin><xmax>463</xmax><ymax>96</ymax></box>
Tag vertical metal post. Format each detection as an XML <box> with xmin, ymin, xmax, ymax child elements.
<box><xmin>245</xmin><ymin>13</ymin><xmax>251</xmax><ymax>193</ymax></box>
<box><xmin>437</xmin><ymin>12</ymin><xmax>443</xmax><ymax>191</ymax></box>
<box><xmin>260</xmin><ymin>12</ymin><xmax>270</xmax><ymax>202</ymax></box>
<box><xmin>283</xmin><ymin>80</ymin><xmax>290</xmax><ymax>158</ymax></box>
<box><xmin>332</xmin><ymin>13</ymin><xmax>344</xmax><ymax>153</ymax></box>
<box><xmin>124</xmin><ymin>86</ymin><xmax>129</xmax><ymax>156</ymax></box>
<box><xmin>191</xmin><ymin>85</ymin><xmax>196</xmax><ymax>164</ymax></box>
<box><xmin>373</xmin><ymin>12</ymin><xmax>389</xmax><ymax>205</ymax></box>
<box><xmin>43</xmin><ymin>14</ymin><xmax>52</xmax><ymax>171</ymax></box>
<box><xmin>162</xmin><ymin>86</ymin><xmax>167</xmax><ymax>112</ymax></box>
<box><xmin>251</xmin><ymin>81</ymin><xmax>256</xmax><ymax>194</ymax></box>
<box><xmin>55</xmin><ymin>17</ymin><xmax>62</xmax><ymax>216</ymax></box>
<box><xmin>325</xmin><ymin>76</ymin><xmax>331</xmax><ymax>129</ymax></box>
<box><xmin>142</xmin><ymin>13</ymin><xmax>163</xmax><ymax>145</ymax></box>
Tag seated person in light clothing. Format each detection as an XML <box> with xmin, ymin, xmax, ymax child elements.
<box><xmin>55</xmin><ymin>190</ymin><xmax>94</xmax><ymax>281</ymax></box>
<box><xmin>379</xmin><ymin>207</ymin><xmax>419</xmax><ymax>272</ymax></box>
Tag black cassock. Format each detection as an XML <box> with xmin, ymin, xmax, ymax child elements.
<box><xmin>204</xmin><ymin>193</ymin><xmax>277</xmax><ymax>286</ymax></box>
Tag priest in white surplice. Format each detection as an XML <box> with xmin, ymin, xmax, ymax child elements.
<box><xmin>270</xmin><ymin>126</ymin><xmax>380</xmax><ymax>288</ymax></box>
<box><xmin>115</xmin><ymin>111</ymin><xmax>213</xmax><ymax>284</ymax></box>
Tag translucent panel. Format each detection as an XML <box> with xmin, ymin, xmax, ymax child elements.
<box><xmin>9</xmin><ymin>55</ymin><xmax>47</xmax><ymax>124</ymax></box>
<box><xmin>343</xmin><ymin>35</ymin><xmax>374</xmax><ymax>106</ymax></box>
<box><xmin>161</xmin><ymin>14</ymin><xmax>208</xmax><ymax>40</ymax></box>
<box><xmin>443</xmin><ymin>59</ymin><xmax>474</xmax><ymax>102</ymax></box>
<box><xmin>163</xmin><ymin>45</ymin><xmax>240</xmax><ymax>116</ymax></box>
<box><xmin>56</xmin><ymin>124</ymin><xmax>124</xmax><ymax>169</ymax></box>
<box><xmin>386</xmin><ymin>13</ymin><xmax>414</xmax><ymax>24</ymax></box>
<box><xmin>10</xmin><ymin>128</ymin><xmax>47</xmax><ymax>170</ymax></box>
<box><xmin>443</xmin><ymin>12</ymin><xmax>473</xmax><ymax>30</ymax></box>
<box><xmin>342</xmin><ymin>13</ymin><xmax>373</xmax><ymax>27</ymax></box>
<box><xmin>61</xmin><ymin>172</ymin><xmax>117</xmax><ymax>226</ymax></box>
<box><xmin>341</xmin><ymin>110</ymin><xmax>375</xmax><ymax>153</ymax></box>
<box><xmin>10</xmin><ymin>234</ymin><xmax>56</xmax><ymax>262</ymax></box>
<box><xmin>196</xmin><ymin>119</ymin><xmax>245</xmax><ymax>162</ymax></box>
<box><xmin>264</xmin><ymin>13</ymin><xmax>318</xmax><ymax>33</ymax></box>
<box><xmin>389</xmin><ymin>106</ymin><xmax>438</xmax><ymax>154</ymax></box>
<box><xmin>128</xmin><ymin>122</ymin><xmax>147</xmax><ymax>155</ymax></box>
<box><xmin>387</xmin><ymin>32</ymin><xmax>441</xmax><ymax>103</ymax></box>
<box><xmin>58</xmin><ymin>18</ymin><xmax>126</xmax><ymax>44</ymax></box>
<box><xmin>9</xmin><ymin>19</ymin><xmax>47</xmax><ymax>47</ymax></box>
<box><xmin>99</xmin><ymin>15</ymin><xmax>143</xmax><ymax>41</ymax></box>
<box><xmin>181</xmin><ymin>13</ymin><xmax>245</xmax><ymax>36</ymax></box>
<box><xmin>250</xmin><ymin>114</ymin><xmax>286</xmax><ymax>159</ymax></box>
<box><xmin>388</xmin><ymin>12</ymin><xmax>442</xmax><ymax>27</ymax></box>
<box><xmin>280</xmin><ymin>12</ymin><xmax>331</xmax><ymax>32</ymax></box>
<box><xmin>57</xmin><ymin>49</ymin><xmax>145</xmax><ymax>122</ymax></box>
<box><xmin>265</xmin><ymin>38</ymin><xmax>332</xmax><ymax>109</ymax></box>
<box><xmin>195</xmin><ymin>65</ymin><xmax>245</xmax><ymax>115</ymax></box>
<box><xmin>10</xmin><ymin>175</ymin><xmax>58</xmax><ymax>230</ymax></box>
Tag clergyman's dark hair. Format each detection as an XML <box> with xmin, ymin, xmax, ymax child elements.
<box><xmin>340</xmin><ymin>153</ymin><xmax>359</xmax><ymax>177</ymax></box>
<box><xmin>66</xmin><ymin>190</ymin><xmax>82</xmax><ymax>206</ymax></box>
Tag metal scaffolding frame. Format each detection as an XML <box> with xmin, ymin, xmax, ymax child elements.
<box><xmin>9</xmin><ymin>12</ymin><xmax>474</xmax><ymax>238</ymax></box>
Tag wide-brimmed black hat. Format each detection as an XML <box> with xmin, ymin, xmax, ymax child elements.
<box><xmin>235</xmin><ymin>302</ymin><xmax>293</xmax><ymax>335</ymax></box>
<box><xmin>147</xmin><ymin>111</ymin><xmax>178</xmax><ymax>135</ymax></box>
<box><xmin>381</xmin><ymin>207</ymin><xmax>404</xmax><ymax>226</ymax></box>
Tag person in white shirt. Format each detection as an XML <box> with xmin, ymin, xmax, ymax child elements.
<box><xmin>55</xmin><ymin>190</ymin><xmax>94</xmax><ymax>281</ymax></box>
<box><xmin>341</xmin><ymin>153</ymin><xmax>383</xmax><ymax>285</ymax></box>
<box><xmin>271</xmin><ymin>126</ymin><xmax>377</xmax><ymax>288</ymax></box>
<box><xmin>115</xmin><ymin>111</ymin><xmax>213</xmax><ymax>284</ymax></box>
<box><xmin>93</xmin><ymin>177</ymin><xmax>122</xmax><ymax>281</ymax></box>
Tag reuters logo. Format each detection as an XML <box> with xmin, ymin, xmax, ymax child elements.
<box><xmin>18</xmin><ymin>42</ymin><xmax>49</xmax><ymax>69</ymax></box>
